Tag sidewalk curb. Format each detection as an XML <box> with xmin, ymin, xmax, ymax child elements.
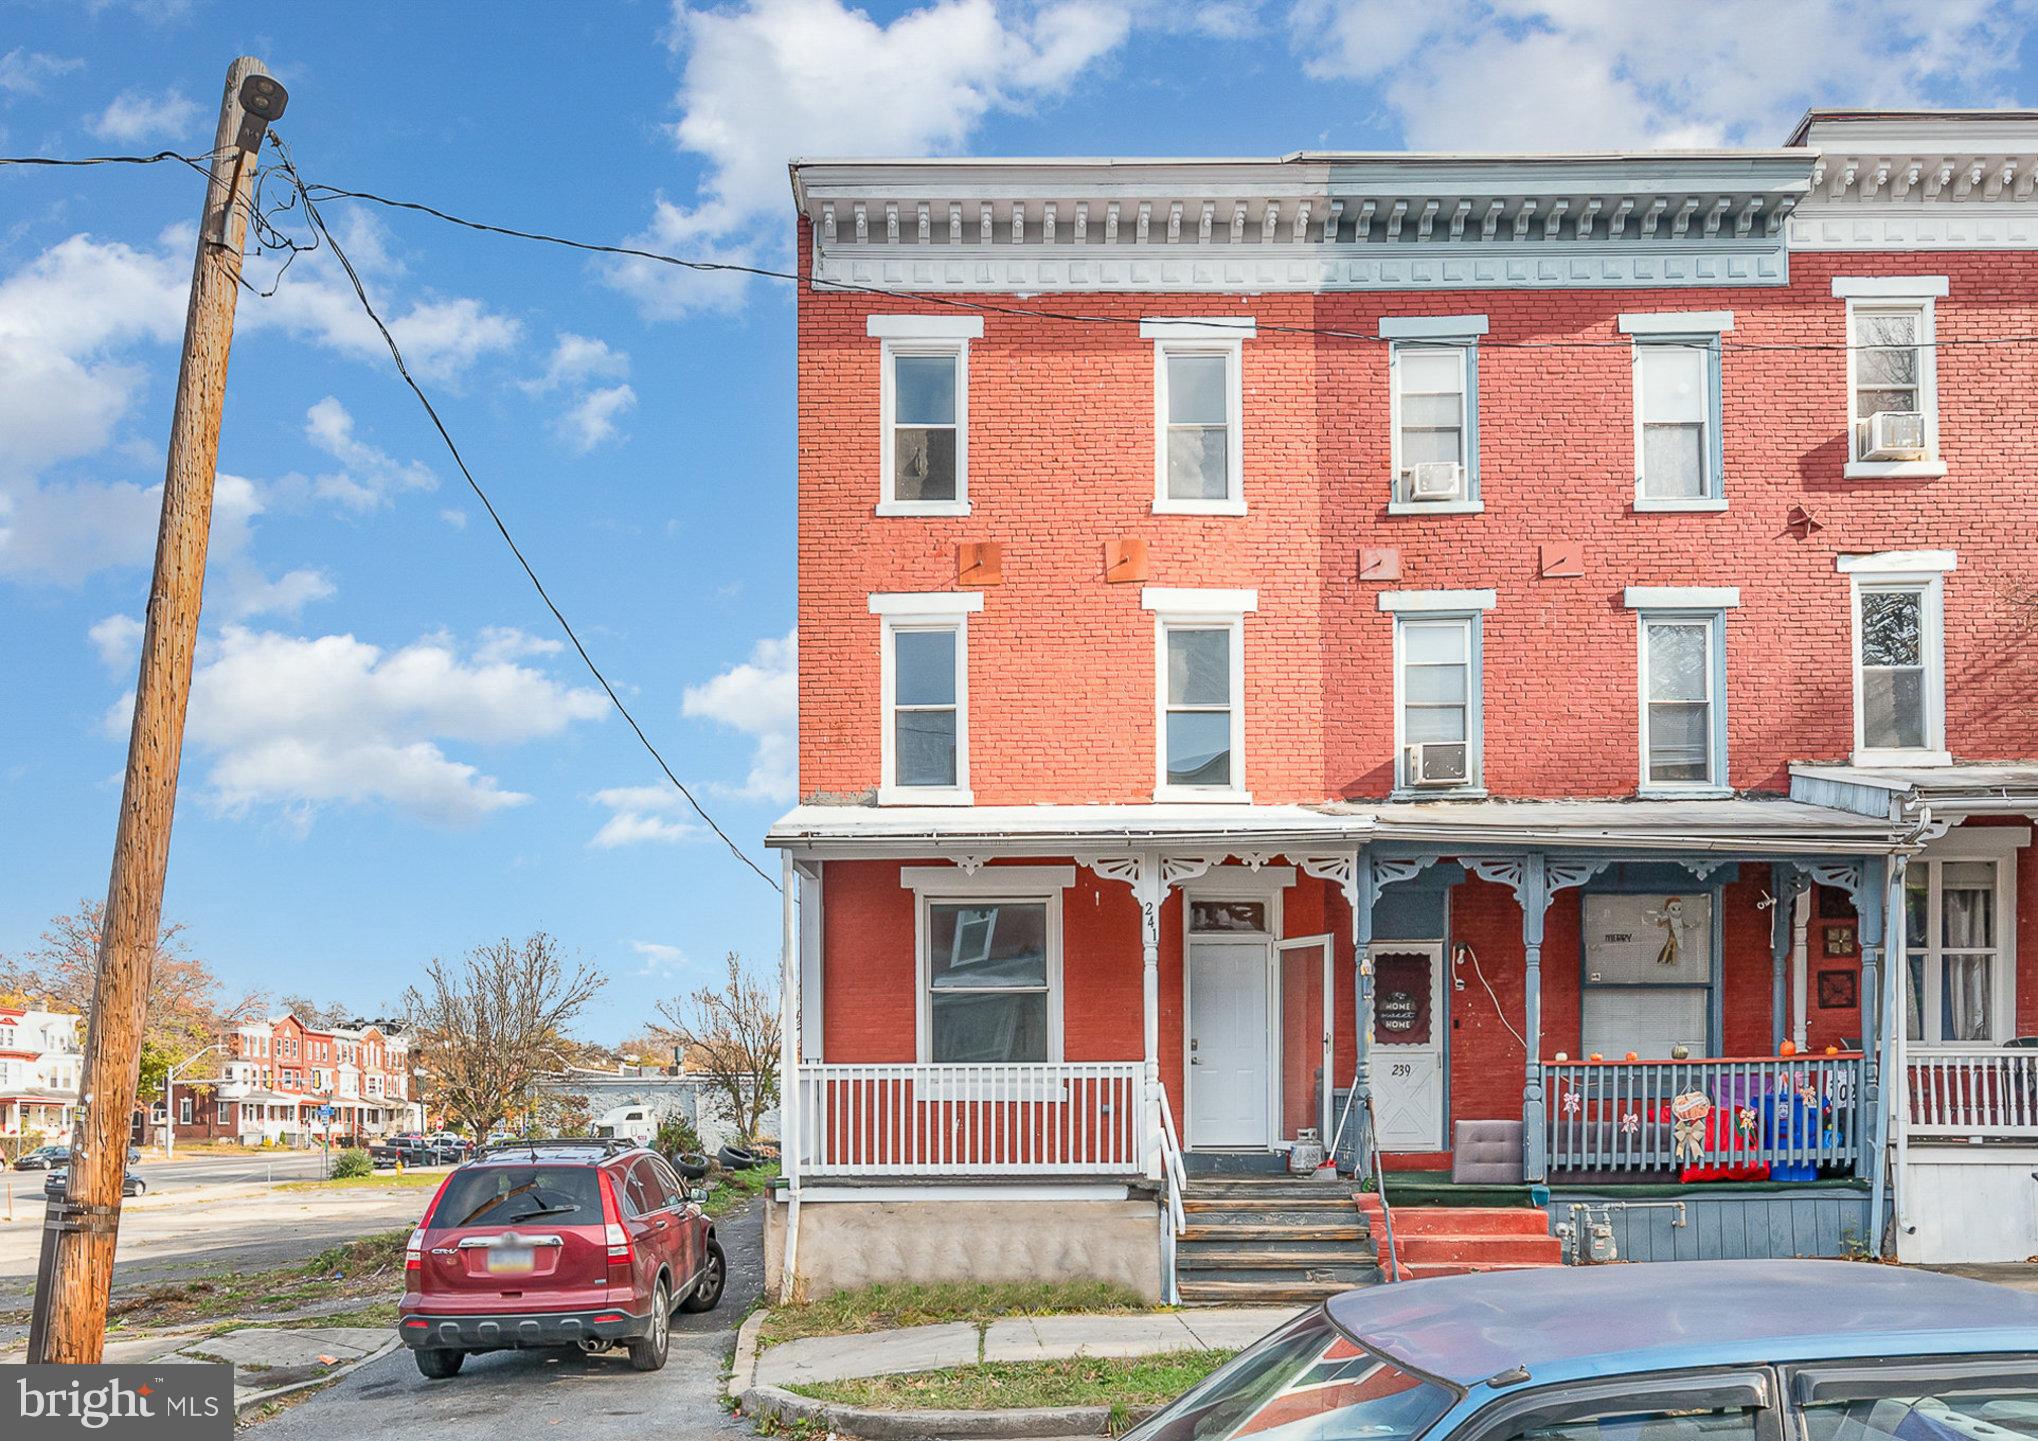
<box><xmin>741</xmin><ymin>1383</ymin><xmax>1153</xmax><ymax>1439</ymax></box>
<box><xmin>233</xmin><ymin>1334</ymin><xmax>401</xmax><ymax>1415</ymax></box>
<box><xmin>728</xmin><ymin>1309</ymin><xmax>768</xmax><ymax>1400</ymax></box>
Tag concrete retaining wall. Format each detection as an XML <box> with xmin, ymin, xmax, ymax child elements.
<box><xmin>765</xmin><ymin>1193</ymin><xmax>1163</xmax><ymax>1302</ymax></box>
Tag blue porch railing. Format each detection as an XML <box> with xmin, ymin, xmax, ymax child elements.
<box><xmin>1542</xmin><ymin>1055</ymin><xmax>1867</xmax><ymax>1180</ymax></box>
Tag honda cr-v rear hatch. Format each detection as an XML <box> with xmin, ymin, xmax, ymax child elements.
<box><xmin>415</xmin><ymin>1164</ymin><xmax>610</xmax><ymax>1314</ymax></box>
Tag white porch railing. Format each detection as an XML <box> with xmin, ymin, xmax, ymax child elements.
<box><xmin>1907</xmin><ymin>1050</ymin><xmax>2038</xmax><ymax>1138</ymax></box>
<box><xmin>794</xmin><ymin>1062</ymin><xmax>1146</xmax><ymax>1177</ymax></box>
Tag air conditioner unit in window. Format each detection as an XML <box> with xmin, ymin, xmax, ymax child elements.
<box><xmin>1406</xmin><ymin>742</ymin><xmax>1468</xmax><ymax>787</ymax></box>
<box><xmin>1863</xmin><ymin>410</ymin><xmax>1926</xmax><ymax>461</ymax></box>
<box><xmin>1405</xmin><ymin>461</ymin><xmax>1465</xmax><ymax>501</ymax></box>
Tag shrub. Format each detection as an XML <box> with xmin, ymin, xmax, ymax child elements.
<box><xmin>331</xmin><ymin>1148</ymin><xmax>372</xmax><ymax>1180</ymax></box>
<box><xmin>655</xmin><ymin>1113</ymin><xmax>702</xmax><ymax>1158</ymax></box>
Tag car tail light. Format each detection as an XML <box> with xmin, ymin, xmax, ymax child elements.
<box><xmin>598</xmin><ymin>1169</ymin><xmax>633</xmax><ymax>1265</ymax></box>
<box><xmin>405</xmin><ymin>1228</ymin><xmax>424</xmax><ymax>1272</ymax></box>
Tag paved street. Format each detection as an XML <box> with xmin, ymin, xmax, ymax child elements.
<box><xmin>246</xmin><ymin>1198</ymin><xmax>765</xmax><ymax>1441</ymax></box>
<box><xmin>131</xmin><ymin>1150</ymin><xmax>333</xmax><ymax>1191</ymax></box>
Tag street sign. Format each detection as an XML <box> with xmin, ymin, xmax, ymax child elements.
<box><xmin>315</xmin><ymin>1105</ymin><xmax>335</xmax><ymax>1121</ymax></box>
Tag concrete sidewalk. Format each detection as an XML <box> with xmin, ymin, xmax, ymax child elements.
<box><xmin>752</xmin><ymin>1306</ymin><xmax>1299</xmax><ymax>1388</ymax></box>
<box><xmin>3</xmin><ymin>1322</ymin><xmax>397</xmax><ymax>1413</ymax></box>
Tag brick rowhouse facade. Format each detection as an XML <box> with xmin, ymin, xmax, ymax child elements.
<box><xmin>769</xmin><ymin>111</ymin><xmax>2038</xmax><ymax>1292</ymax></box>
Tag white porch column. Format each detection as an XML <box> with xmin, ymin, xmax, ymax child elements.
<box><xmin>778</xmin><ymin>850</ymin><xmax>801</xmax><ymax>1187</ymax></box>
<box><xmin>1790</xmin><ymin>885</ymin><xmax>1812</xmax><ymax>1049</ymax></box>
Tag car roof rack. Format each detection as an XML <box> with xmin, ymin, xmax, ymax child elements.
<box><xmin>477</xmin><ymin>1137</ymin><xmax>636</xmax><ymax>1160</ymax></box>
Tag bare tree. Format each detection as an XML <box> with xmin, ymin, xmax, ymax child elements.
<box><xmin>655</xmin><ymin>952</ymin><xmax>780</xmax><ymax>1143</ymax></box>
<box><xmin>402</xmin><ymin>933</ymin><xmax>605</xmax><ymax>1140</ymax></box>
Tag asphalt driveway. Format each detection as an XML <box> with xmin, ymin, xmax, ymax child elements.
<box><xmin>244</xmin><ymin>1196</ymin><xmax>765</xmax><ymax>1441</ymax></box>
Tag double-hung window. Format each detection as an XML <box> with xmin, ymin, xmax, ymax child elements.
<box><xmin>1144</xmin><ymin>318</ymin><xmax>1251</xmax><ymax>515</ymax></box>
<box><xmin>1904</xmin><ymin>830</ymin><xmax>2025</xmax><ymax>1047</ymax></box>
<box><xmin>1381</xmin><ymin>590</ymin><xmax>1493</xmax><ymax>793</ymax></box>
<box><xmin>871</xmin><ymin>591</ymin><xmax>982</xmax><ymax>804</ymax></box>
<box><xmin>1622</xmin><ymin>312</ymin><xmax>1730</xmax><ymax>509</ymax></box>
<box><xmin>1143</xmin><ymin>588</ymin><xmax>1254</xmax><ymax>801</ymax></box>
<box><xmin>1840</xmin><ymin>551</ymin><xmax>1953</xmax><ymax>765</ymax></box>
<box><xmin>1833</xmin><ymin>277</ymin><xmax>1946</xmax><ymax>479</ymax></box>
<box><xmin>905</xmin><ymin>866</ymin><xmax>1072</xmax><ymax>1067</ymax></box>
<box><xmin>871</xmin><ymin>315</ymin><xmax>981</xmax><ymax>515</ymax></box>
<box><xmin>1382</xmin><ymin>315</ymin><xmax>1485</xmax><ymax>512</ymax></box>
<box><xmin>1625</xmin><ymin>589</ymin><xmax>1736</xmax><ymax>794</ymax></box>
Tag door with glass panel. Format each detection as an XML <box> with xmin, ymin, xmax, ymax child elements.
<box><xmin>1186</xmin><ymin>898</ymin><xmax>1274</xmax><ymax>1148</ymax></box>
<box><xmin>1371</xmin><ymin>944</ymin><xmax>1446</xmax><ymax>1151</ymax></box>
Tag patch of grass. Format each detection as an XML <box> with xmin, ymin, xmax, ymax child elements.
<box><xmin>99</xmin><ymin>1230</ymin><xmax>410</xmax><ymax>1331</ymax></box>
<box><xmin>758</xmin><ymin>1278</ymin><xmax>1153</xmax><ymax>1348</ymax></box>
<box><xmin>275</xmin><ymin>1170</ymin><xmax>443</xmax><ymax>1193</ymax></box>
<box><xmin>703</xmin><ymin>1161</ymin><xmax>779</xmax><ymax>1218</ymax></box>
<box><xmin>786</xmin><ymin>1349</ymin><xmax>1231</xmax><ymax>1413</ymax></box>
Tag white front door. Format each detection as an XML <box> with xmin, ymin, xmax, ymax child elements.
<box><xmin>1188</xmin><ymin>938</ymin><xmax>1271</xmax><ymax>1147</ymax></box>
<box><xmin>1371</xmin><ymin>943</ymin><xmax>1447</xmax><ymax>1151</ymax></box>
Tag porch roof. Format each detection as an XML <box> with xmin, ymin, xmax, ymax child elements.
<box><xmin>1791</xmin><ymin>761</ymin><xmax>2038</xmax><ymax>814</ymax></box>
<box><xmin>768</xmin><ymin>795</ymin><xmax>1902</xmax><ymax>856</ymax></box>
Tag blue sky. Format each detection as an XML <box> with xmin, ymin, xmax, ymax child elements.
<box><xmin>2</xmin><ymin>0</ymin><xmax>2032</xmax><ymax>1039</ymax></box>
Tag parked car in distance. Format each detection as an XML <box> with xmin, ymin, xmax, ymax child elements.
<box><xmin>397</xmin><ymin>1139</ymin><xmax>725</xmax><ymax>1378</ymax></box>
<box><xmin>1125</xmin><ymin>1261</ymin><xmax>2038</xmax><ymax>1441</ymax></box>
<box><xmin>370</xmin><ymin>1137</ymin><xmax>465</xmax><ymax>1169</ymax></box>
<box><xmin>12</xmin><ymin>1145</ymin><xmax>71</xmax><ymax>1170</ymax></box>
<box><xmin>43</xmin><ymin>1166</ymin><xmax>145</xmax><ymax>1199</ymax></box>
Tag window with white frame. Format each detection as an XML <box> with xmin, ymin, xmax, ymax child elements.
<box><xmin>906</xmin><ymin>866</ymin><xmax>1070</xmax><ymax>1066</ymax></box>
<box><xmin>871</xmin><ymin>591</ymin><xmax>981</xmax><ymax>804</ymax></box>
<box><xmin>1622</xmin><ymin>312</ymin><xmax>1731</xmax><ymax>507</ymax></box>
<box><xmin>1382</xmin><ymin>590</ymin><xmax>1493</xmax><ymax>792</ymax></box>
<box><xmin>871</xmin><ymin>315</ymin><xmax>980</xmax><ymax>515</ymax></box>
<box><xmin>1382</xmin><ymin>315</ymin><xmax>1485</xmax><ymax>510</ymax></box>
<box><xmin>1834</xmin><ymin>277</ymin><xmax>1946</xmax><ymax>478</ymax></box>
<box><xmin>1144</xmin><ymin>588</ymin><xmax>1255</xmax><ymax>801</ymax></box>
<box><xmin>1904</xmin><ymin>831</ymin><xmax>2025</xmax><ymax>1046</ymax></box>
<box><xmin>1626</xmin><ymin>590</ymin><xmax>1735</xmax><ymax>793</ymax></box>
<box><xmin>1841</xmin><ymin>552</ymin><xmax>1952</xmax><ymax>765</ymax></box>
<box><xmin>1144</xmin><ymin>318</ymin><xmax>1251</xmax><ymax>514</ymax></box>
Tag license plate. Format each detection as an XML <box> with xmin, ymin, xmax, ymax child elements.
<box><xmin>486</xmin><ymin>1245</ymin><xmax>535</xmax><ymax>1274</ymax></box>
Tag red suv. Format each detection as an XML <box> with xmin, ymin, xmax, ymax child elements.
<box><xmin>397</xmin><ymin>1140</ymin><xmax>725</xmax><ymax>1377</ymax></box>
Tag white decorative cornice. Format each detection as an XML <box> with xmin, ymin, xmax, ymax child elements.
<box><xmin>1788</xmin><ymin>111</ymin><xmax>2038</xmax><ymax>250</ymax></box>
<box><xmin>791</xmin><ymin>152</ymin><xmax>1807</xmax><ymax>294</ymax></box>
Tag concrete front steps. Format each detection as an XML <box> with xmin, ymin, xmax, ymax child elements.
<box><xmin>1354</xmin><ymin>1193</ymin><xmax>1563</xmax><ymax>1279</ymax></box>
<box><xmin>1177</xmin><ymin>1176</ymin><xmax>1381</xmax><ymax>1304</ymax></box>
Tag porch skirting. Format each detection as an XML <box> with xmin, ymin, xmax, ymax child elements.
<box><xmin>1896</xmin><ymin>1145</ymin><xmax>2038</xmax><ymax>1265</ymax></box>
<box><xmin>1545</xmin><ymin>1183</ymin><xmax>1872</xmax><ymax>1263</ymax></box>
<box><xmin>763</xmin><ymin>1186</ymin><xmax>1164</xmax><ymax>1303</ymax></box>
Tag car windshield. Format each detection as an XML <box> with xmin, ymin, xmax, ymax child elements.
<box><xmin>433</xmin><ymin>1167</ymin><xmax>603</xmax><ymax>1228</ymax></box>
<box><xmin>1124</xmin><ymin>1308</ymin><xmax>1455</xmax><ymax>1441</ymax></box>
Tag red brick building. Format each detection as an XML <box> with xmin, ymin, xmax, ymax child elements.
<box><xmin>155</xmin><ymin>1012</ymin><xmax>420</xmax><ymax>1147</ymax></box>
<box><xmin>767</xmin><ymin>111</ymin><xmax>2038</xmax><ymax>1300</ymax></box>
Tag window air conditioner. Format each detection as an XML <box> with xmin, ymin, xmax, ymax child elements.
<box><xmin>1863</xmin><ymin>410</ymin><xmax>1926</xmax><ymax>461</ymax></box>
<box><xmin>1406</xmin><ymin>460</ymin><xmax>1465</xmax><ymax>501</ymax></box>
<box><xmin>1406</xmin><ymin>742</ymin><xmax>1469</xmax><ymax>787</ymax></box>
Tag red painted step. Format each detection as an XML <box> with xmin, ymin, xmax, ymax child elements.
<box><xmin>1352</xmin><ymin>1194</ymin><xmax>1563</xmax><ymax>1279</ymax></box>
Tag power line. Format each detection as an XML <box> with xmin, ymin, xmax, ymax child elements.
<box><xmin>296</xmin><ymin>175</ymin><xmax>2038</xmax><ymax>356</ymax></box>
<box><xmin>0</xmin><ymin>147</ymin><xmax>225</xmax><ymax>175</ymax></box>
<box><xmin>261</xmin><ymin>135</ymin><xmax>779</xmax><ymax>892</ymax></box>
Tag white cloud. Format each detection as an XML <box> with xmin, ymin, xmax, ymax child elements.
<box><xmin>0</xmin><ymin>49</ymin><xmax>82</xmax><ymax>99</ymax></box>
<box><xmin>607</xmin><ymin>0</ymin><xmax>1130</xmax><ymax>315</ymax></box>
<box><xmin>302</xmin><ymin>396</ymin><xmax>436</xmax><ymax>510</ymax></box>
<box><xmin>681</xmin><ymin>628</ymin><xmax>796</xmax><ymax>802</ymax></box>
<box><xmin>103</xmin><ymin>626</ymin><xmax>608</xmax><ymax>827</ymax></box>
<box><xmin>526</xmin><ymin>333</ymin><xmax>631</xmax><ymax>392</ymax></box>
<box><xmin>587</xmin><ymin>784</ymin><xmax>702</xmax><ymax>848</ymax></box>
<box><xmin>629</xmin><ymin>940</ymin><xmax>690</xmax><ymax>978</ymax></box>
<box><xmin>88</xmin><ymin>614</ymin><xmax>144</xmax><ymax>668</ymax></box>
<box><xmin>439</xmin><ymin>508</ymin><xmax>468</xmax><ymax>529</ymax></box>
<box><xmin>89</xmin><ymin>88</ymin><xmax>200</xmax><ymax>143</ymax></box>
<box><xmin>556</xmin><ymin>384</ymin><xmax>638</xmax><ymax>452</ymax></box>
<box><xmin>1289</xmin><ymin>0</ymin><xmax>2031</xmax><ymax>149</ymax></box>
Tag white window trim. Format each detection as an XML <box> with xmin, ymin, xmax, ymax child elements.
<box><xmin>873</xmin><ymin>316</ymin><xmax>976</xmax><ymax>517</ymax></box>
<box><xmin>872</xmin><ymin>592</ymin><xmax>980</xmax><ymax>805</ymax></box>
<box><xmin>905</xmin><ymin>866</ymin><xmax>1072</xmax><ymax>1069</ymax></box>
<box><xmin>1847</xmin><ymin>565</ymin><xmax>1950</xmax><ymax>768</ymax></box>
<box><xmin>1148</xmin><ymin>322</ymin><xmax>1248</xmax><ymax>516</ymax></box>
<box><xmin>1378</xmin><ymin>589</ymin><xmax>1497</xmax><ymax>613</ymax></box>
<box><xmin>1386</xmin><ymin>326</ymin><xmax>1482</xmax><ymax>515</ymax></box>
<box><xmin>1904</xmin><ymin>825</ymin><xmax>2028</xmax><ymax>1051</ymax></box>
<box><xmin>1836</xmin><ymin>549</ymin><xmax>1957</xmax><ymax>576</ymax></box>
<box><xmin>1144</xmin><ymin>589</ymin><xmax>1253</xmax><ymax>804</ymax></box>
<box><xmin>1391</xmin><ymin>610</ymin><xmax>1485</xmax><ymax>798</ymax></box>
<box><xmin>1630</xmin><ymin>332</ymin><xmax>1727</xmax><ymax>512</ymax></box>
<box><xmin>1619</xmin><ymin>311</ymin><xmax>1735</xmax><ymax>336</ymax></box>
<box><xmin>1632</xmin><ymin>607</ymin><xmax>1731</xmax><ymax>798</ymax></box>
<box><xmin>1624</xmin><ymin>587</ymin><xmax>1741</xmax><ymax>610</ymax></box>
<box><xmin>1836</xmin><ymin>278</ymin><xmax>1947</xmax><ymax>480</ymax></box>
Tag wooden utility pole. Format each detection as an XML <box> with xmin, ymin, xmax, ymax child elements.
<box><xmin>28</xmin><ymin>57</ymin><xmax>285</xmax><ymax>1363</ymax></box>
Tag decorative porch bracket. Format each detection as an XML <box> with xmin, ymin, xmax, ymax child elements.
<box><xmin>1463</xmin><ymin>853</ymin><xmax>1610</xmax><ymax>1182</ymax></box>
<box><xmin>1785</xmin><ymin>856</ymin><xmax>1888</xmax><ymax>1165</ymax></box>
<box><xmin>1076</xmin><ymin>851</ymin><xmax>1220</xmax><ymax>1179</ymax></box>
<box><xmin>1297</xmin><ymin>854</ymin><xmax>1372</xmax><ymax>1166</ymax></box>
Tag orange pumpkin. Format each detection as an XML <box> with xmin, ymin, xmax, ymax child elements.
<box><xmin>1624</xmin><ymin>1051</ymin><xmax>1639</xmax><ymax>1062</ymax></box>
<box><xmin>1825</xmin><ymin>1044</ymin><xmax>1839</xmax><ymax>1056</ymax></box>
<box><xmin>1589</xmin><ymin>1052</ymin><xmax>1604</xmax><ymax>1062</ymax></box>
<box><xmin>1779</xmin><ymin>1040</ymin><xmax>1798</xmax><ymax>1057</ymax></box>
